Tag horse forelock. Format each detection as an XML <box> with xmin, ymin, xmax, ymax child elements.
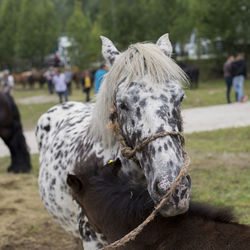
<box><xmin>90</xmin><ymin>42</ymin><xmax>188</xmax><ymax>148</ymax></box>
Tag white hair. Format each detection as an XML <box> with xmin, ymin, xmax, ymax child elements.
<box><xmin>89</xmin><ymin>42</ymin><xmax>188</xmax><ymax>148</ymax></box>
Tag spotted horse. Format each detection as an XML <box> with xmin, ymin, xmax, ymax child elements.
<box><xmin>36</xmin><ymin>33</ymin><xmax>191</xmax><ymax>249</ymax></box>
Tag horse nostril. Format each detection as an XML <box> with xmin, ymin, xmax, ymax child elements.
<box><xmin>154</xmin><ymin>180</ymin><xmax>167</xmax><ymax>196</ymax></box>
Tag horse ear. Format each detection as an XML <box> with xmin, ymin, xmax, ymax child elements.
<box><xmin>100</xmin><ymin>36</ymin><xmax>120</xmax><ymax>66</ymax></box>
<box><xmin>67</xmin><ymin>174</ymin><xmax>83</xmax><ymax>193</ymax></box>
<box><xmin>156</xmin><ymin>33</ymin><xmax>173</xmax><ymax>57</ymax></box>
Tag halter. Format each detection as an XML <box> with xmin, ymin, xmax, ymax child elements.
<box><xmin>108</xmin><ymin>107</ymin><xmax>186</xmax><ymax>164</ymax></box>
<box><xmin>102</xmin><ymin>106</ymin><xmax>190</xmax><ymax>250</ymax></box>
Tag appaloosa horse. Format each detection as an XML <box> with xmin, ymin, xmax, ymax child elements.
<box><xmin>36</xmin><ymin>33</ymin><xmax>191</xmax><ymax>249</ymax></box>
<box><xmin>0</xmin><ymin>92</ymin><xmax>31</xmax><ymax>173</ymax></box>
<box><xmin>68</xmin><ymin>160</ymin><xmax>250</xmax><ymax>250</ymax></box>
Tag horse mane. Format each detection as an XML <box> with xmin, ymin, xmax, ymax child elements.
<box><xmin>82</xmin><ymin>166</ymin><xmax>236</xmax><ymax>225</ymax></box>
<box><xmin>89</xmin><ymin>42</ymin><xmax>188</xmax><ymax>148</ymax></box>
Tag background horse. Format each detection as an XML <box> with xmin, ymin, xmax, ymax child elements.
<box><xmin>68</xmin><ymin>161</ymin><xmax>250</xmax><ymax>250</ymax></box>
<box><xmin>36</xmin><ymin>33</ymin><xmax>191</xmax><ymax>249</ymax></box>
<box><xmin>179</xmin><ymin>62</ymin><xmax>199</xmax><ymax>89</ymax></box>
<box><xmin>0</xmin><ymin>92</ymin><xmax>31</xmax><ymax>173</ymax></box>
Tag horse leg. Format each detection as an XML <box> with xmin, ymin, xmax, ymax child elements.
<box><xmin>5</xmin><ymin>132</ymin><xmax>31</xmax><ymax>173</ymax></box>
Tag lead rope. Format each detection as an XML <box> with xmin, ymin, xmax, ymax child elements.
<box><xmin>101</xmin><ymin>109</ymin><xmax>190</xmax><ymax>250</ymax></box>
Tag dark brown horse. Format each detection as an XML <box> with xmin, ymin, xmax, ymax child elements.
<box><xmin>68</xmin><ymin>160</ymin><xmax>250</xmax><ymax>250</ymax></box>
<box><xmin>179</xmin><ymin>62</ymin><xmax>200</xmax><ymax>89</ymax></box>
<box><xmin>0</xmin><ymin>92</ymin><xmax>31</xmax><ymax>173</ymax></box>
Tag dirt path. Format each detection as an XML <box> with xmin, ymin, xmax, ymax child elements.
<box><xmin>17</xmin><ymin>95</ymin><xmax>58</xmax><ymax>105</ymax></box>
<box><xmin>1</xmin><ymin>101</ymin><xmax>250</xmax><ymax>157</ymax></box>
<box><xmin>0</xmin><ymin>174</ymin><xmax>79</xmax><ymax>250</ymax></box>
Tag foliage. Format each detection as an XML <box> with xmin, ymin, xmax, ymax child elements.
<box><xmin>98</xmin><ymin>0</ymin><xmax>193</xmax><ymax>50</ymax></box>
<box><xmin>0</xmin><ymin>0</ymin><xmax>20</xmax><ymax>68</ymax></box>
<box><xmin>66</xmin><ymin>0</ymin><xmax>101</xmax><ymax>68</ymax></box>
<box><xmin>191</xmin><ymin>0</ymin><xmax>250</xmax><ymax>56</ymax></box>
<box><xmin>0</xmin><ymin>0</ymin><xmax>249</xmax><ymax>70</ymax></box>
<box><xmin>16</xmin><ymin>0</ymin><xmax>58</xmax><ymax>67</ymax></box>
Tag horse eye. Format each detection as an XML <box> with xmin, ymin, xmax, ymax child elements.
<box><xmin>119</xmin><ymin>102</ymin><xmax>129</xmax><ymax>111</ymax></box>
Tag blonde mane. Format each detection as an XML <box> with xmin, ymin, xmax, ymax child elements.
<box><xmin>89</xmin><ymin>42</ymin><xmax>188</xmax><ymax>148</ymax></box>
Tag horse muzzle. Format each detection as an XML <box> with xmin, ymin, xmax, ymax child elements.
<box><xmin>151</xmin><ymin>174</ymin><xmax>191</xmax><ymax>217</ymax></box>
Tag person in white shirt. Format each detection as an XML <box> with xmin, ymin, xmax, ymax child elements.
<box><xmin>52</xmin><ymin>69</ymin><xmax>68</xmax><ymax>103</ymax></box>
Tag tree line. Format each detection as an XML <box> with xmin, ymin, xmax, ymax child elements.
<box><xmin>0</xmin><ymin>0</ymin><xmax>249</xmax><ymax>70</ymax></box>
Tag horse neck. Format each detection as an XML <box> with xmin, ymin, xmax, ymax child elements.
<box><xmin>85</xmin><ymin>171</ymin><xmax>152</xmax><ymax>230</ymax></box>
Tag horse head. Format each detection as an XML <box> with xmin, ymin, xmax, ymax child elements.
<box><xmin>91</xmin><ymin>34</ymin><xmax>191</xmax><ymax>217</ymax></box>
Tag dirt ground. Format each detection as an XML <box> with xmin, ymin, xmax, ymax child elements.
<box><xmin>0</xmin><ymin>173</ymin><xmax>80</xmax><ymax>250</ymax></box>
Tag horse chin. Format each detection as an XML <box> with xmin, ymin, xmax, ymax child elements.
<box><xmin>159</xmin><ymin>200</ymin><xmax>190</xmax><ymax>217</ymax></box>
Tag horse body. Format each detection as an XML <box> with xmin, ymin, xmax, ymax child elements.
<box><xmin>37</xmin><ymin>34</ymin><xmax>191</xmax><ymax>249</ymax></box>
<box><xmin>68</xmin><ymin>162</ymin><xmax>250</xmax><ymax>250</ymax></box>
<box><xmin>36</xmin><ymin>101</ymin><xmax>113</xmax><ymax>247</ymax></box>
<box><xmin>0</xmin><ymin>92</ymin><xmax>31</xmax><ymax>173</ymax></box>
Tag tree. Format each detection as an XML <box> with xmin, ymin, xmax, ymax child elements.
<box><xmin>191</xmin><ymin>0</ymin><xmax>250</xmax><ymax>56</ymax></box>
<box><xmin>34</xmin><ymin>0</ymin><xmax>59</xmax><ymax>64</ymax></box>
<box><xmin>16</xmin><ymin>0</ymin><xmax>58</xmax><ymax>67</ymax></box>
<box><xmin>98</xmin><ymin>0</ymin><xmax>193</xmax><ymax>50</ymax></box>
<box><xmin>66</xmin><ymin>0</ymin><xmax>95</xmax><ymax>68</ymax></box>
<box><xmin>0</xmin><ymin>0</ymin><xmax>21</xmax><ymax>69</ymax></box>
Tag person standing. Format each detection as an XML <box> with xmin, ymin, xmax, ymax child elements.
<box><xmin>44</xmin><ymin>68</ymin><xmax>54</xmax><ymax>94</ymax></box>
<box><xmin>64</xmin><ymin>68</ymin><xmax>73</xmax><ymax>95</ymax></box>
<box><xmin>52</xmin><ymin>69</ymin><xmax>68</xmax><ymax>104</ymax></box>
<box><xmin>94</xmin><ymin>64</ymin><xmax>107</xmax><ymax>94</ymax></box>
<box><xmin>223</xmin><ymin>55</ymin><xmax>234</xmax><ymax>103</ymax></box>
<box><xmin>231</xmin><ymin>53</ymin><xmax>248</xmax><ymax>103</ymax></box>
<box><xmin>82</xmin><ymin>71</ymin><xmax>92</xmax><ymax>102</ymax></box>
<box><xmin>1</xmin><ymin>71</ymin><xmax>14</xmax><ymax>95</ymax></box>
<box><xmin>1</xmin><ymin>72</ymin><xmax>9</xmax><ymax>94</ymax></box>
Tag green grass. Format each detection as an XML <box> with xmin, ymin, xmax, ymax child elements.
<box><xmin>0</xmin><ymin>154</ymin><xmax>40</xmax><ymax>176</ymax></box>
<box><xmin>0</xmin><ymin>126</ymin><xmax>249</xmax><ymax>224</ymax></box>
<box><xmin>186</xmin><ymin>126</ymin><xmax>250</xmax><ymax>224</ymax></box>
<box><xmin>18</xmin><ymin>103</ymin><xmax>57</xmax><ymax>130</ymax></box>
<box><xmin>182</xmin><ymin>79</ymin><xmax>250</xmax><ymax>109</ymax></box>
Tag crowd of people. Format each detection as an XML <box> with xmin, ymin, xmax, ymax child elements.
<box><xmin>1</xmin><ymin>64</ymin><xmax>108</xmax><ymax>104</ymax></box>
<box><xmin>223</xmin><ymin>53</ymin><xmax>247</xmax><ymax>104</ymax></box>
<box><xmin>42</xmin><ymin>64</ymin><xmax>108</xmax><ymax>103</ymax></box>
<box><xmin>1</xmin><ymin>57</ymin><xmax>248</xmax><ymax>105</ymax></box>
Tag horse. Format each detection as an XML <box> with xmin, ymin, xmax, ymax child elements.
<box><xmin>0</xmin><ymin>92</ymin><xmax>31</xmax><ymax>173</ymax></box>
<box><xmin>67</xmin><ymin>160</ymin><xmax>250</xmax><ymax>250</ymax></box>
<box><xmin>72</xmin><ymin>67</ymin><xmax>84</xmax><ymax>89</ymax></box>
<box><xmin>36</xmin><ymin>33</ymin><xmax>191</xmax><ymax>249</ymax></box>
<box><xmin>179</xmin><ymin>62</ymin><xmax>199</xmax><ymax>89</ymax></box>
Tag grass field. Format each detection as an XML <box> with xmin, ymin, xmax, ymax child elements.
<box><xmin>0</xmin><ymin>126</ymin><xmax>249</xmax><ymax>225</ymax></box>
<box><xmin>0</xmin><ymin>127</ymin><xmax>249</xmax><ymax>249</ymax></box>
<box><xmin>12</xmin><ymin>79</ymin><xmax>250</xmax><ymax>130</ymax></box>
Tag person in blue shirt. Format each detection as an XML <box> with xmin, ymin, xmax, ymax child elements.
<box><xmin>94</xmin><ymin>64</ymin><xmax>107</xmax><ymax>94</ymax></box>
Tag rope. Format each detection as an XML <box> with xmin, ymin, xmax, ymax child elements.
<box><xmin>101</xmin><ymin>109</ymin><xmax>190</xmax><ymax>250</ymax></box>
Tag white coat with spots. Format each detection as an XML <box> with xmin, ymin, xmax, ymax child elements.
<box><xmin>36</xmin><ymin>34</ymin><xmax>191</xmax><ymax>249</ymax></box>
